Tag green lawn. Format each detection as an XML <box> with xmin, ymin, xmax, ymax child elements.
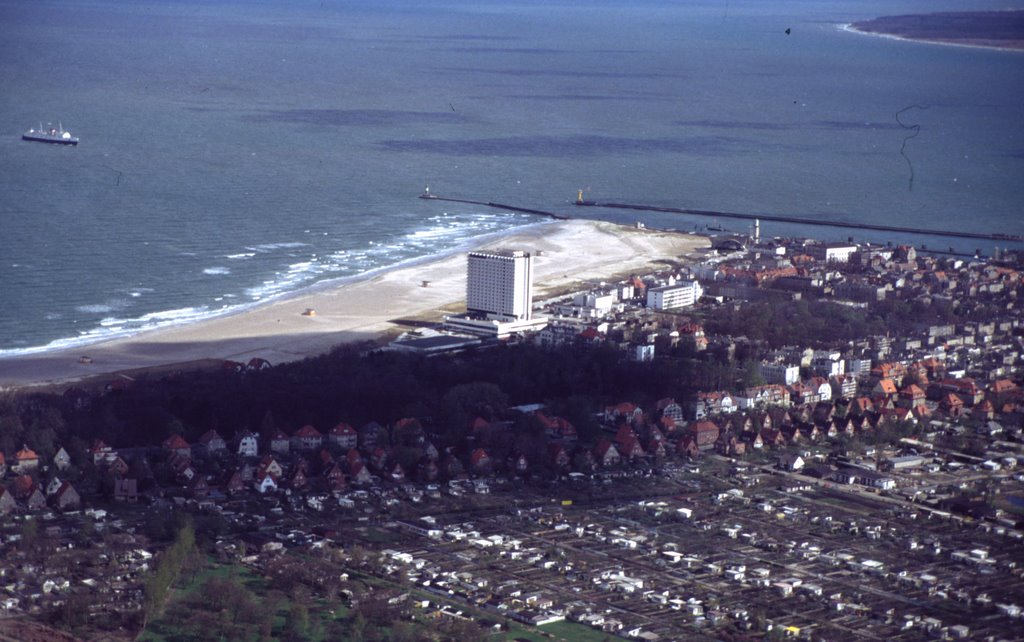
<box><xmin>539</xmin><ymin>619</ymin><xmax>611</xmax><ymax>641</ymax></box>
<box><xmin>139</xmin><ymin>557</ymin><xmax>347</xmax><ymax>642</ymax></box>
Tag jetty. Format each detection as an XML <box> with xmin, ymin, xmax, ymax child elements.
<box><xmin>419</xmin><ymin>187</ymin><xmax>568</xmax><ymax>220</ymax></box>
<box><xmin>574</xmin><ymin>196</ymin><xmax>1022</xmax><ymax>243</ymax></box>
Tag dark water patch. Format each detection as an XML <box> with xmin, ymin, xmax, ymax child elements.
<box><xmin>375</xmin><ymin>134</ymin><xmax>750</xmax><ymax>157</ymax></box>
<box><xmin>813</xmin><ymin>120</ymin><xmax>903</xmax><ymax>130</ymax></box>
<box><xmin>504</xmin><ymin>94</ymin><xmax>664</xmax><ymax>102</ymax></box>
<box><xmin>415</xmin><ymin>34</ymin><xmax>520</xmax><ymax>41</ymax></box>
<box><xmin>435</xmin><ymin>66</ymin><xmax>682</xmax><ymax>79</ymax></box>
<box><xmin>244</xmin><ymin>109</ymin><xmax>468</xmax><ymax>127</ymax></box>
<box><xmin>675</xmin><ymin>119</ymin><xmax>903</xmax><ymax>131</ymax></box>
<box><xmin>442</xmin><ymin>46</ymin><xmax>570</xmax><ymax>54</ymax></box>
<box><xmin>675</xmin><ymin>119</ymin><xmax>791</xmax><ymax>130</ymax></box>
<box><xmin>1004</xmin><ymin>150</ymin><xmax>1024</xmax><ymax>160</ymax></box>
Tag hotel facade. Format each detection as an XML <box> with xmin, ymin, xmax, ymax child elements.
<box><xmin>466</xmin><ymin>250</ymin><xmax>534</xmax><ymax>321</ymax></box>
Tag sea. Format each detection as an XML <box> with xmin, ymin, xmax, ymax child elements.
<box><xmin>1</xmin><ymin>0</ymin><xmax>1022</xmax><ymax>356</ymax></box>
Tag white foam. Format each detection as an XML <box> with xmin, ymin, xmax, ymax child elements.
<box><xmin>203</xmin><ymin>266</ymin><xmax>231</xmax><ymax>275</ymax></box>
<box><xmin>246</xmin><ymin>242</ymin><xmax>308</xmax><ymax>252</ymax></box>
<box><xmin>0</xmin><ymin>305</ymin><xmax>218</xmax><ymax>357</ymax></box>
<box><xmin>77</xmin><ymin>304</ymin><xmax>115</xmax><ymax>314</ymax></box>
<box><xmin>5</xmin><ymin>211</ymin><xmax>544</xmax><ymax>358</ymax></box>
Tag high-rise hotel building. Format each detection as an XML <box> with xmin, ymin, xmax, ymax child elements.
<box><xmin>466</xmin><ymin>250</ymin><xmax>533</xmax><ymax>321</ymax></box>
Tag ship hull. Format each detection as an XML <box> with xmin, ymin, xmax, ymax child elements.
<box><xmin>22</xmin><ymin>133</ymin><xmax>78</xmax><ymax>145</ymax></box>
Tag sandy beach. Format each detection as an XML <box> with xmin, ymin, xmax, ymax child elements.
<box><xmin>0</xmin><ymin>220</ymin><xmax>708</xmax><ymax>390</ymax></box>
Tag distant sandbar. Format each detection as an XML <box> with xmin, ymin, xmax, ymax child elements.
<box><xmin>848</xmin><ymin>10</ymin><xmax>1024</xmax><ymax>52</ymax></box>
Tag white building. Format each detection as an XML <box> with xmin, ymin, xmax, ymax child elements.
<box><xmin>466</xmin><ymin>250</ymin><xmax>533</xmax><ymax>321</ymax></box>
<box><xmin>646</xmin><ymin>280</ymin><xmax>703</xmax><ymax>311</ymax></box>
<box><xmin>760</xmin><ymin>362</ymin><xmax>801</xmax><ymax>385</ymax></box>
<box><xmin>808</xmin><ymin>242</ymin><xmax>858</xmax><ymax>264</ymax></box>
<box><xmin>810</xmin><ymin>350</ymin><xmax>845</xmax><ymax>377</ymax></box>
<box><xmin>447</xmin><ymin>249</ymin><xmax>547</xmax><ymax>338</ymax></box>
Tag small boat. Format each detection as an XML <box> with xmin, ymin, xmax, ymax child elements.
<box><xmin>23</xmin><ymin>122</ymin><xmax>79</xmax><ymax>145</ymax></box>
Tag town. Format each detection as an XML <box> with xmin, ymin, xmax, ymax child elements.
<box><xmin>1</xmin><ymin>229</ymin><xmax>1023</xmax><ymax>641</ymax></box>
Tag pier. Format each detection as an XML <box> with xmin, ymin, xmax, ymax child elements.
<box><xmin>419</xmin><ymin>189</ymin><xmax>567</xmax><ymax>220</ymax></box>
<box><xmin>574</xmin><ymin>198</ymin><xmax>1022</xmax><ymax>243</ymax></box>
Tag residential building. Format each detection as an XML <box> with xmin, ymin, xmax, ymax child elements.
<box><xmin>646</xmin><ymin>280</ymin><xmax>703</xmax><ymax>311</ymax></box>
<box><xmin>760</xmin><ymin>361</ymin><xmax>800</xmax><ymax>386</ymax></box>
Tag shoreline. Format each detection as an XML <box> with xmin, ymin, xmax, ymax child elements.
<box><xmin>0</xmin><ymin>217</ymin><xmax>556</xmax><ymax>361</ymax></box>
<box><xmin>0</xmin><ymin>219</ymin><xmax>709</xmax><ymax>391</ymax></box>
<box><xmin>839</xmin><ymin>21</ymin><xmax>1024</xmax><ymax>54</ymax></box>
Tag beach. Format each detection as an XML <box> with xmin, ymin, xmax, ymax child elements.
<box><xmin>0</xmin><ymin>220</ymin><xmax>708</xmax><ymax>390</ymax></box>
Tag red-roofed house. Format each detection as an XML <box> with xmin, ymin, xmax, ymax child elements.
<box><xmin>11</xmin><ymin>475</ymin><xmax>35</xmax><ymax>500</ymax></box>
<box><xmin>257</xmin><ymin>455</ymin><xmax>283</xmax><ymax>479</ymax></box>
<box><xmin>899</xmin><ymin>384</ymin><xmax>926</xmax><ymax>409</ymax></box>
<box><xmin>270</xmin><ymin>430</ymin><xmax>291</xmax><ymax>455</ymax></box>
<box><xmin>90</xmin><ymin>439</ymin><xmax>117</xmax><ymax>466</ymax></box>
<box><xmin>689</xmin><ymin>421</ymin><xmax>720</xmax><ymax>450</ymax></box>
<box><xmin>328</xmin><ymin>422</ymin><xmax>358</xmax><ymax>450</ymax></box>
<box><xmin>657</xmin><ymin>398</ymin><xmax>685</xmax><ymax>423</ymax></box>
<box><xmin>646</xmin><ymin>438</ymin><xmax>667</xmax><ymax>458</ymax></box>
<box><xmin>848</xmin><ymin>397</ymin><xmax>874</xmax><ymax>416</ymax></box>
<box><xmin>224</xmin><ymin>472</ymin><xmax>245</xmax><ymax>496</ymax></box>
<box><xmin>618</xmin><ymin>436</ymin><xmax>646</xmax><ymax>460</ymax></box>
<box><xmin>349</xmin><ymin>460</ymin><xmax>372</xmax><ymax>485</ymax></box>
<box><xmin>108</xmin><ymin>456</ymin><xmax>129</xmax><ymax>478</ymax></box>
<box><xmin>189</xmin><ymin>476</ymin><xmax>210</xmax><ymax>499</ymax></box>
<box><xmin>604</xmin><ymin>402</ymin><xmax>642</xmax><ymax>425</ymax></box>
<box><xmin>594</xmin><ymin>440</ymin><xmax>621</xmax><ymax>467</ymax></box>
<box><xmin>325</xmin><ymin>464</ymin><xmax>347</xmax><ymax>491</ymax></box>
<box><xmin>370</xmin><ymin>447</ymin><xmax>389</xmax><ymax>471</ymax></box>
<box><xmin>289</xmin><ymin>468</ymin><xmax>308</xmax><ymax>491</ymax></box>
<box><xmin>247</xmin><ymin>357</ymin><xmax>272</xmax><ymax>371</ymax></box>
<box><xmin>198</xmin><ymin>429</ymin><xmax>227</xmax><ymax>455</ymax></box>
<box><xmin>292</xmin><ymin>425</ymin><xmax>323</xmax><ymax>451</ymax></box>
<box><xmin>940</xmin><ymin>393</ymin><xmax>964</xmax><ymax>417</ymax></box>
<box><xmin>470</xmin><ymin>448</ymin><xmax>492</xmax><ymax>474</ymax></box>
<box><xmin>615</xmin><ymin>424</ymin><xmax>638</xmax><ymax>447</ymax></box>
<box><xmin>676</xmin><ymin>435</ymin><xmax>699</xmax><ymax>459</ymax></box>
<box><xmin>548</xmin><ymin>444</ymin><xmax>571</xmax><ymax>470</ymax></box>
<box><xmin>13</xmin><ymin>446</ymin><xmax>39</xmax><ymax>474</ymax></box>
<box><xmin>872</xmin><ymin>378</ymin><xmax>898</xmax><ymax>400</ymax></box>
<box><xmin>162</xmin><ymin>435</ymin><xmax>191</xmax><ymax>459</ymax></box>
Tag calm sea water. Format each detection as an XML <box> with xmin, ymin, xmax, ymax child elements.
<box><xmin>1</xmin><ymin>0</ymin><xmax>1022</xmax><ymax>355</ymax></box>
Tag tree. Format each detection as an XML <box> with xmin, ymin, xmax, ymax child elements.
<box><xmin>347</xmin><ymin>611</ymin><xmax>368</xmax><ymax>642</ymax></box>
<box><xmin>20</xmin><ymin>518</ymin><xmax>39</xmax><ymax>551</ymax></box>
<box><xmin>390</xmin><ymin>621</ymin><xmax>420</xmax><ymax>642</ymax></box>
<box><xmin>441</xmin><ymin>382</ymin><xmax>508</xmax><ymax>425</ymax></box>
<box><xmin>143</xmin><ymin>518</ymin><xmax>196</xmax><ymax>624</ymax></box>
<box><xmin>284</xmin><ymin>603</ymin><xmax>309</xmax><ymax>642</ymax></box>
<box><xmin>0</xmin><ymin>414</ymin><xmax>24</xmax><ymax>457</ymax></box>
